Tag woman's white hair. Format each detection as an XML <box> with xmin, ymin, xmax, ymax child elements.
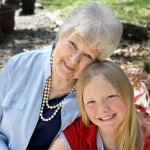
<box><xmin>56</xmin><ymin>2</ymin><xmax>123</xmax><ymax>60</ymax></box>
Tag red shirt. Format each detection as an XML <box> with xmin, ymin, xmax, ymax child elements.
<box><xmin>144</xmin><ymin>135</ymin><xmax>150</xmax><ymax>150</ymax></box>
<box><xmin>142</xmin><ymin>123</ymin><xmax>150</xmax><ymax>150</ymax></box>
<box><xmin>63</xmin><ymin>117</ymin><xmax>97</xmax><ymax>150</ymax></box>
<box><xmin>64</xmin><ymin>117</ymin><xmax>150</xmax><ymax>150</ymax></box>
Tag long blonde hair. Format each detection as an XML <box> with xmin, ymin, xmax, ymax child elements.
<box><xmin>77</xmin><ymin>60</ymin><xmax>144</xmax><ymax>150</ymax></box>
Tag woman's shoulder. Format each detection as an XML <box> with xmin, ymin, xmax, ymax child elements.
<box><xmin>11</xmin><ymin>46</ymin><xmax>52</xmax><ymax>62</ymax></box>
<box><xmin>7</xmin><ymin>45</ymin><xmax>52</xmax><ymax>69</ymax></box>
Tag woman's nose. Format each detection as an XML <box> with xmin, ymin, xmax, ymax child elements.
<box><xmin>70</xmin><ymin>52</ymin><xmax>81</xmax><ymax>64</ymax></box>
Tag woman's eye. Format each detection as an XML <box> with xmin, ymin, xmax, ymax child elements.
<box><xmin>69</xmin><ymin>41</ymin><xmax>77</xmax><ymax>50</ymax></box>
<box><xmin>87</xmin><ymin>100</ymin><xmax>95</xmax><ymax>104</ymax></box>
<box><xmin>83</xmin><ymin>53</ymin><xmax>93</xmax><ymax>60</ymax></box>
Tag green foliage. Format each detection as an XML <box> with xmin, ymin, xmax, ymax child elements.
<box><xmin>110</xmin><ymin>0</ymin><xmax>150</xmax><ymax>26</ymax></box>
<box><xmin>37</xmin><ymin>0</ymin><xmax>150</xmax><ymax>26</ymax></box>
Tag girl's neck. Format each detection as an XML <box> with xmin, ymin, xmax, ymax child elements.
<box><xmin>99</xmin><ymin>129</ymin><xmax>116</xmax><ymax>150</ymax></box>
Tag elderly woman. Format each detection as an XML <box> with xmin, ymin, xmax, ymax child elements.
<box><xmin>0</xmin><ymin>2</ymin><xmax>123</xmax><ymax>150</ymax></box>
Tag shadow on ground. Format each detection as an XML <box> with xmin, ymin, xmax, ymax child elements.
<box><xmin>0</xmin><ymin>22</ymin><xmax>149</xmax><ymax>54</ymax></box>
<box><xmin>122</xmin><ymin>23</ymin><xmax>149</xmax><ymax>43</ymax></box>
<box><xmin>0</xmin><ymin>27</ymin><xmax>56</xmax><ymax>55</ymax></box>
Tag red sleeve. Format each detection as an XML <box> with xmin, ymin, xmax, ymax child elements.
<box><xmin>144</xmin><ymin>135</ymin><xmax>150</xmax><ymax>150</ymax></box>
<box><xmin>142</xmin><ymin>123</ymin><xmax>150</xmax><ymax>150</ymax></box>
<box><xmin>63</xmin><ymin>117</ymin><xmax>97</xmax><ymax>150</ymax></box>
<box><xmin>63</xmin><ymin>118</ymin><xmax>81</xmax><ymax>150</ymax></box>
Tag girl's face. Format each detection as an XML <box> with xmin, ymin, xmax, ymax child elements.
<box><xmin>83</xmin><ymin>74</ymin><xmax>126</xmax><ymax>135</ymax></box>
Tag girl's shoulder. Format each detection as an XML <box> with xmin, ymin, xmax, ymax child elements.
<box><xmin>63</xmin><ymin>117</ymin><xmax>97</xmax><ymax>150</ymax></box>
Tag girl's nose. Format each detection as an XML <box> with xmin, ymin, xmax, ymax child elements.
<box><xmin>98</xmin><ymin>102</ymin><xmax>109</xmax><ymax>113</ymax></box>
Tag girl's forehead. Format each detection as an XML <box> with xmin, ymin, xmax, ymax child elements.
<box><xmin>84</xmin><ymin>75</ymin><xmax>113</xmax><ymax>91</ymax></box>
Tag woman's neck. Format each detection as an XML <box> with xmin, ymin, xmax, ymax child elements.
<box><xmin>49</xmin><ymin>73</ymin><xmax>76</xmax><ymax>99</ymax></box>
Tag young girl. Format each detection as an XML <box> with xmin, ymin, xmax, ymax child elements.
<box><xmin>51</xmin><ymin>60</ymin><xmax>150</xmax><ymax>150</ymax></box>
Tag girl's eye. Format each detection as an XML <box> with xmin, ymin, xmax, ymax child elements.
<box><xmin>106</xmin><ymin>95</ymin><xmax>116</xmax><ymax>101</ymax></box>
<box><xmin>83</xmin><ymin>53</ymin><xmax>93</xmax><ymax>60</ymax></box>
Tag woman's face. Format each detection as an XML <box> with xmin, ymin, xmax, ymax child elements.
<box><xmin>52</xmin><ymin>32</ymin><xmax>100</xmax><ymax>80</ymax></box>
<box><xmin>83</xmin><ymin>74</ymin><xmax>126</xmax><ymax>135</ymax></box>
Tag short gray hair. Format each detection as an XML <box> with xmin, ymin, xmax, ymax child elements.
<box><xmin>56</xmin><ymin>2</ymin><xmax>123</xmax><ymax>60</ymax></box>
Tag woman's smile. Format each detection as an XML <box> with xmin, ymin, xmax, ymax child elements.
<box><xmin>63</xmin><ymin>60</ymin><xmax>76</xmax><ymax>72</ymax></box>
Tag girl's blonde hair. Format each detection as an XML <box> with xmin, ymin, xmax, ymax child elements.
<box><xmin>77</xmin><ymin>60</ymin><xmax>144</xmax><ymax>150</ymax></box>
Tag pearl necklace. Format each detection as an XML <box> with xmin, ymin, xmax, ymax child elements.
<box><xmin>40</xmin><ymin>55</ymin><xmax>76</xmax><ymax>122</ymax></box>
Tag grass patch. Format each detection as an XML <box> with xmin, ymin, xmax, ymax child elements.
<box><xmin>37</xmin><ymin>0</ymin><xmax>150</xmax><ymax>27</ymax></box>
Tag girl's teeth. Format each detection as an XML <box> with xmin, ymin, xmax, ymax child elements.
<box><xmin>100</xmin><ymin>114</ymin><xmax>114</xmax><ymax>120</ymax></box>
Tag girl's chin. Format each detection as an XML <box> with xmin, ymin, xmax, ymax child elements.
<box><xmin>99</xmin><ymin>127</ymin><xmax>117</xmax><ymax>135</ymax></box>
